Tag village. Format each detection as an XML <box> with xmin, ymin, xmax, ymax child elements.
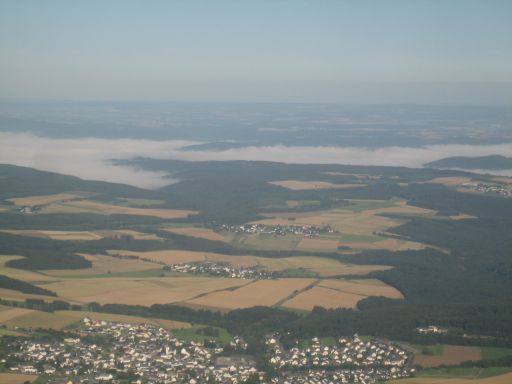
<box><xmin>215</xmin><ymin>223</ymin><xmax>337</xmax><ymax>238</ymax></box>
<box><xmin>8</xmin><ymin>318</ymin><xmax>257</xmax><ymax>384</ymax></box>
<box><xmin>5</xmin><ymin>318</ymin><xmax>413</xmax><ymax>384</ymax></box>
<box><xmin>164</xmin><ymin>261</ymin><xmax>276</xmax><ymax>280</ymax></box>
<box><xmin>462</xmin><ymin>182</ymin><xmax>510</xmax><ymax>197</ymax></box>
<box><xmin>266</xmin><ymin>334</ymin><xmax>412</xmax><ymax>383</ymax></box>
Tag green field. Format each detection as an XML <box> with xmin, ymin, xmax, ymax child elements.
<box><xmin>411</xmin><ymin>343</ymin><xmax>444</xmax><ymax>356</ymax></box>
<box><xmin>339</xmin><ymin>233</ymin><xmax>382</xmax><ymax>243</ymax></box>
<box><xmin>114</xmin><ymin>198</ymin><xmax>166</xmax><ymax>207</ymax></box>
<box><xmin>278</xmin><ymin>268</ymin><xmax>319</xmax><ymax>278</ymax></box>
<box><xmin>344</xmin><ymin>199</ymin><xmax>397</xmax><ymax>212</ymax></box>
<box><xmin>481</xmin><ymin>347</ymin><xmax>512</xmax><ymax>360</ymax></box>
<box><xmin>235</xmin><ymin>233</ymin><xmax>303</xmax><ymax>250</ymax></box>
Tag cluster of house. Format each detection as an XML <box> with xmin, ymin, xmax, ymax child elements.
<box><xmin>18</xmin><ymin>206</ymin><xmax>35</xmax><ymax>214</ymax></box>
<box><xmin>163</xmin><ymin>261</ymin><xmax>276</xmax><ymax>279</ymax></box>
<box><xmin>7</xmin><ymin>317</ymin><xmax>416</xmax><ymax>384</ymax></box>
<box><xmin>216</xmin><ymin>223</ymin><xmax>336</xmax><ymax>238</ymax></box>
<box><xmin>265</xmin><ymin>334</ymin><xmax>413</xmax><ymax>383</ymax></box>
<box><xmin>463</xmin><ymin>182</ymin><xmax>510</xmax><ymax>197</ymax></box>
<box><xmin>415</xmin><ymin>325</ymin><xmax>448</xmax><ymax>335</ymax></box>
<box><xmin>8</xmin><ymin>318</ymin><xmax>259</xmax><ymax>383</ymax></box>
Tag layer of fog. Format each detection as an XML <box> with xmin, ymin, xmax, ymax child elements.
<box><xmin>1</xmin><ymin>132</ymin><xmax>512</xmax><ymax>188</ymax></box>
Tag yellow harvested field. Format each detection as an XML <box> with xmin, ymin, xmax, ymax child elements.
<box><xmin>449</xmin><ymin>214</ymin><xmax>477</xmax><ymax>220</ymax></box>
<box><xmin>389</xmin><ymin>373</ymin><xmax>512</xmax><ymax>384</ymax></box>
<box><xmin>343</xmin><ymin>238</ymin><xmax>426</xmax><ymax>251</ymax></box>
<box><xmin>0</xmin><ymin>307</ymin><xmax>35</xmax><ymax>322</ymax></box>
<box><xmin>186</xmin><ymin>278</ymin><xmax>315</xmax><ymax>310</ymax></box>
<box><xmin>0</xmin><ymin>229</ymin><xmax>162</xmax><ymax>241</ymax></box>
<box><xmin>0</xmin><ymin>256</ymin><xmax>54</xmax><ymax>283</ymax></box>
<box><xmin>164</xmin><ymin>226</ymin><xmax>227</xmax><ymax>241</ymax></box>
<box><xmin>38</xmin><ymin>276</ymin><xmax>247</xmax><ymax>305</ymax></box>
<box><xmin>269</xmin><ymin>180</ymin><xmax>365</xmax><ymax>190</ymax></box>
<box><xmin>414</xmin><ymin>345</ymin><xmax>482</xmax><ymax>368</ymax></box>
<box><xmin>492</xmin><ymin>177</ymin><xmax>512</xmax><ymax>185</ymax></box>
<box><xmin>282</xmin><ymin>278</ymin><xmax>403</xmax><ymax>311</ymax></box>
<box><xmin>44</xmin><ymin>253</ymin><xmax>159</xmax><ymax>277</ymax></box>
<box><xmin>0</xmin><ymin>288</ymin><xmax>59</xmax><ymax>302</ymax></box>
<box><xmin>298</xmin><ymin>238</ymin><xmax>340</xmax><ymax>251</ymax></box>
<box><xmin>0</xmin><ymin>229</ymin><xmax>104</xmax><ymax>240</ymax></box>
<box><xmin>108</xmin><ymin>249</ymin><xmax>218</xmax><ymax>264</ymax></box>
<box><xmin>282</xmin><ymin>286</ymin><xmax>363</xmax><ymax>310</ymax></box>
<box><xmin>0</xmin><ymin>229</ymin><xmax>163</xmax><ymax>241</ymax></box>
<box><xmin>428</xmin><ymin>177</ymin><xmax>473</xmax><ymax>186</ymax></box>
<box><xmin>0</xmin><ymin>309</ymin><xmax>190</xmax><ymax>330</ymax></box>
<box><xmin>0</xmin><ymin>373</ymin><xmax>39</xmax><ymax>384</ymax></box>
<box><xmin>7</xmin><ymin>192</ymin><xmax>83</xmax><ymax>206</ymax></box>
<box><xmin>108</xmin><ymin>249</ymin><xmax>258</xmax><ymax>267</ymax></box>
<box><xmin>61</xmin><ymin>200</ymin><xmax>197</xmax><ymax>219</ymax></box>
<box><xmin>318</xmin><ymin>279</ymin><xmax>403</xmax><ymax>299</ymax></box>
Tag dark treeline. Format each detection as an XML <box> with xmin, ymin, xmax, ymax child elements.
<box><xmin>0</xmin><ymin>275</ymin><xmax>56</xmax><ymax>297</ymax></box>
<box><xmin>426</xmin><ymin>155</ymin><xmax>512</xmax><ymax>170</ymax></box>
<box><xmin>0</xmin><ymin>233</ymin><xmax>91</xmax><ymax>270</ymax></box>
<box><xmin>0</xmin><ymin>298</ymin><xmax>75</xmax><ymax>312</ymax></box>
<box><xmin>0</xmin><ymin>212</ymin><xmax>166</xmax><ymax>230</ymax></box>
<box><xmin>72</xmin><ymin>301</ymin><xmax>512</xmax><ymax>348</ymax></box>
<box><xmin>291</xmin><ymin>299</ymin><xmax>512</xmax><ymax>346</ymax></box>
<box><xmin>2</xmin><ymin>296</ymin><xmax>512</xmax><ymax>350</ymax></box>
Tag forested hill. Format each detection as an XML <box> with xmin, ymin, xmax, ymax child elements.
<box><xmin>0</xmin><ymin>164</ymin><xmax>153</xmax><ymax>200</ymax></box>
<box><xmin>426</xmin><ymin>155</ymin><xmax>512</xmax><ymax>170</ymax></box>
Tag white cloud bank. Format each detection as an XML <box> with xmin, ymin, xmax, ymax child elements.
<box><xmin>1</xmin><ymin>132</ymin><xmax>512</xmax><ymax>188</ymax></box>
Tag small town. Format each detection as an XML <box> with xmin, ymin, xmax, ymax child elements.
<box><xmin>7</xmin><ymin>318</ymin><xmax>257</xmax><ymax>384</ymax></box>
<box><xmin>266</xmin><ymin>334</ymin><xmax>413</xmax><ymax>383</ymax></box>
<box><xmin>463</xmin><ymin>182</ymin><xmax>510</xmax><ymax>197</ymax></box>
<box><xmin>215</xmin><ymin>224</ymin><xmax>337</xmax><ymax>238</ymax></box>
<box><xmin>164</xmin><ymin>261</ymin><xmax>276</xmax><ymax>280</ymax></box>
<box><xmin>5</xmin><ymin>319</ymin><xmax>413</xmax><ymax>384</ymax></box>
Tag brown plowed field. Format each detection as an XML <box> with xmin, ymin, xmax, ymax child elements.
<box><xmin>414</xmin><ymin>345</ymin><xmax>482</xmax><ymax>368</ymax></box>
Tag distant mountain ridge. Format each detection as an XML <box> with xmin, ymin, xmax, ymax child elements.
<box><xmin>426</xmin><ymin>155</ymin><xmax>512</xmax><ymax>170</ymax></box>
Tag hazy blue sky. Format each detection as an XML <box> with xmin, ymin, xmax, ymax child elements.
<box><xmin>1</xmin><ymin>0</ymin><xmax>511</xmax><ymax>104</ymax></box>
